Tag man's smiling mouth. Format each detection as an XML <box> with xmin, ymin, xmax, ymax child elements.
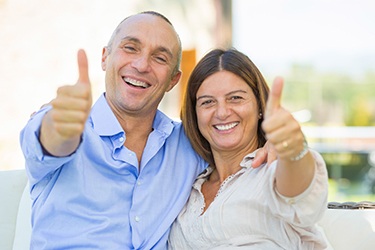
<box><xmin>123</xmin><ymin>77</ymin><xmax>151</xmax><ymax>88</ymax></box>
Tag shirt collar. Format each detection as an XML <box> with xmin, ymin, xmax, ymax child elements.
<box><xmin>89</xmin><ymin>93</ymin><xmax>177</xmax><ymax>138</ymax></box>
<box><xmin>239</xmin><ymin>149</ymin><xmax>259</xmax><ymax>168</ymax></box>
<box><xmin>90</xmin><ymin>94</ymin><xmax>123</xmax><ymax>137</ymax></box>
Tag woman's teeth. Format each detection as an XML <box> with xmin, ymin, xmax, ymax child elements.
<box><xmin>215</xmin><ymin>122</ymin><xmax>238</xmax><ymax>131</ymax></box>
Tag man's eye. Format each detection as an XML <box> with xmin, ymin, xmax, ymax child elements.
<box><xmin>154</xmin><ymin>56</ymin><xmax>167</xmax><ymax>63</ymax></box>
<box><xmin>124</xmin><ymin>46</ymin><xmax>136</xmax><ymax>52</ymax></box>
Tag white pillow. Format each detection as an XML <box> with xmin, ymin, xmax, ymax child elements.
<box><xmin>0</xmin><ymin>169</ymin><xmax>27</xmax><ymax>250</ymax></box>
<box><xmin>12</xmin><ymin>183</ymin><xmax>32</xmax><ymax>250</ymax></box>
<box><xmin>318</xmin><ymin>209</ymin><xmax>375</xmax><ymax>250</ymax></box>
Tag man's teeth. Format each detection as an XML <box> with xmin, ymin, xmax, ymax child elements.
<box><xmin>124</xmin><ymin>77</ymin><xmax>150</xmax><ymax>88</ymax></box>
<box><xmin>215</xmin><ymin>122</ymin><xmax>238</xmax><ymax>131</ymax></box>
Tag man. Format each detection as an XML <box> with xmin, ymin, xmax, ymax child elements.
<box><xmin>20</xmin><ymin>11</ymin><xmax>270</xmax><ymax>249</ymax></box>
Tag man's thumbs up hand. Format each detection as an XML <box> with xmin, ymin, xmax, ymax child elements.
<box><xmin>50</xmin><ymin>49</ymin><xmax>93</xmax><ymax>139</ymax></box>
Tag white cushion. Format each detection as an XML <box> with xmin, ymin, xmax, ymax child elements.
<box><xmin>318</xmin><ymin>209</ymin><xmax>375</xmax><ymax>250</ymax></box>
<box><xmin>12</xmin><ymin>183</ymin><xmax>32</xmax><ymax>250</ymax></box>
<box><xmin>0</xmin><ymin>169</ymin><xmax>27</xmax><ymax>250</ymax></box>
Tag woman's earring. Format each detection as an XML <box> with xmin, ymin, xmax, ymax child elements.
<box><xmin>258</xmin><ymin>113</ymin><xmax>263</xmax><ymax>119</ymax></box>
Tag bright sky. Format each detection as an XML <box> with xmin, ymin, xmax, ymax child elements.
<box><xmin>232</xmin><ymin>0</ymin><xmax>375</xmax><ymax>77</ymax></box>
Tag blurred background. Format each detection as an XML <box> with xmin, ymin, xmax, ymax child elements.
<box><xmin>1</xmin><ymin>0</ymin><xmax>374</xmax><ymax>202</ymax></box>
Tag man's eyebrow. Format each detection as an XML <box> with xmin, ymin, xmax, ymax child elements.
<box><xmin>120</xmin><ymin>36</ymin><xmax>141</xmax><ymax>44</ymax></box>
<box><xmin>156</xmin><ymin>47</ymin><xmax>173</xmax><ymax>60</ymax></box>
<box><xmin>120</xmin><ymin>36</ymin><xmax>174</xmax><ymax>60</ymax></box>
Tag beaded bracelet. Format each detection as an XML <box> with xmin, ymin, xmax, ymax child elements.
<box><xmin>290</xmin><ymin>141</ymin><xmax>309</xmax><ymax>161</ymax></box>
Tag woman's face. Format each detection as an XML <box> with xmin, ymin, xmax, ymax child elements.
<box><xmin>195</xmin><ymin>70</ymin><xmax>260</xmax><ymax>156</ymax></box>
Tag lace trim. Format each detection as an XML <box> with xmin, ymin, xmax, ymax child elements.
<box><xmin>216</xmin><ymin>174</ymin><xmax>236</xmax><ymax>197</ymax></box>
<box><xmin>197</xmin><ymin>168</ymin><xmax>247</xmax><ymax>213</ymax></box>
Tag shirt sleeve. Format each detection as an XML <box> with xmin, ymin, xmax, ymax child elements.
<box><xmin>267</xmin><ymin>149</ymin><xmax>329</xmax><ymax>227</ymax></box>
<box><xmin>19</xmin><ymin>106</ymin><xmax>75</xmax><ymax>190</ymax></box>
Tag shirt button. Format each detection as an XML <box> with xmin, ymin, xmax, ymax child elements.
<box><xmin>137</xmin><ymin>181</ymin><xmax>142</xmax><ymax>186</ymax></box>
<box><xmin>135</xmin><ymin>216</ymin><xmax>140</xmax><ymax>222</ymax></box>
<box><xmin>119</xmin><ymin>137</ymin><xmax>124</xmax><ymax>142</ymax></box>
<box><xmin>288</xmin><ymin>199</ymin><xmax>295</xmax><ymax>204</ymax></box>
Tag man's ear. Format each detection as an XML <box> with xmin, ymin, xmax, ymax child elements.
<box><xmin>101</xmin><ymin>47</ymin><xmax>109</xmax><ymax>71</ymax></box>
<box><xmin>166</xmin><ymin>70</ymin><xmax>182</xmax><ymax>92</ymax></box>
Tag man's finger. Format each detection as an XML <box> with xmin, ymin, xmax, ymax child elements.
<box><xmin>265</xmin><ymin>77</ymin><xmax>284</xmax><ymax>118</ymax></box>
<box><xmin>77</xmin><ymin>49</ymin><xmax>90</xmax><ymax>85</ymax></box>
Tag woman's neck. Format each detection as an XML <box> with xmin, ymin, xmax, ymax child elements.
<box><xmin>211</xmin><ymin>146</ymin><xmax>257</xmax><ymax>182</ymax></box>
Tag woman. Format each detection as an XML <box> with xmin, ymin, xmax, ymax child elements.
<box><xmin>168</xmin><ymin>48</ymin><xmax>328</xmax><ymax>249</ymax></box>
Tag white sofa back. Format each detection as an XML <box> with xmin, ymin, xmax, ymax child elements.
<box><xmin>0</xmin><ymin>169</ymin><xmax>30</xmax><ymax>250</ymax></box>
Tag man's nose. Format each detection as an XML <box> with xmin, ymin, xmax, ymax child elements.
<box><xmin>132</xmin><ymin>55</ymin><xmax>151</xmax><ymax>72</ymax></box>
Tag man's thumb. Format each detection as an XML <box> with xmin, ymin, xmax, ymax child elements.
<box><xmin>77</xmin><ymin>49</ymin><xmax>90</xmax><ymax>85</ymax></box>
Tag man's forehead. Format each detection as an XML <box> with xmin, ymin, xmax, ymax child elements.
<box><xmin>116</xmin><ymin>14</ymin><xmax>174</xmax><ymax>40</ymax></box>
<box><xmin>115</xmin><ymin>14</ymin><xmax>178</xmax><ymax>49</ymax></box>
<box><xmin>121</xmin><ymin>13</ymin><xmax>169</xmax><ymax>30</ymax></box>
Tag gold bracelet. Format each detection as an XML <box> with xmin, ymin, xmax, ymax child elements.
<box><xmin>290</xmin><ymin>141</ymin><xmax>309</xmax><ymax>161</ymax></box>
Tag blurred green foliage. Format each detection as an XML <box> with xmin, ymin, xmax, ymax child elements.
<box><xmin>277</xmin><ymin>65</ymin><xmax>375</xmax><ymax>201</ymax></box>
<box><xmin>323</xmin><ymin>152</ymin><xmax>374</xmax><ymax>201</ymax></box>
<box><xmin>323</xmin><ymin>152</ymin><xmax>370</xmax><ymax>181</ymax></box>
<box><xmin>278</xmin><ymin>64</ymin><xmax>375</xmax><ymax>126</ymax></box>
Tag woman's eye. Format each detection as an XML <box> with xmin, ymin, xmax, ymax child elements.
<box><xmin>230</xmin><ymin>96</ymin><xmax>243</xmax><ymax>101</ymax></box>
<box><xmin>199</xmin><ymin>99</ymin><xmax>214</xmax><ymax>106</ymax></box>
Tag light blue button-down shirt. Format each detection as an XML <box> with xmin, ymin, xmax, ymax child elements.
<box><xmin>20</xmin><ymin>94</ymin><xmax>207</xmax><ymax>250</ymax></box>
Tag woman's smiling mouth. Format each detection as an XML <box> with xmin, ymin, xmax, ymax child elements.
<box><xmin>214</xmin><ymin>122</ymin><xmax>239</xmax><ymax>131</ymax></box>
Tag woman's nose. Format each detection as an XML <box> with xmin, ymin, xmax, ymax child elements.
<box><xmin>215</xmin><ymin>102</ymin><xmax>231</xmax><ymax>119</ymax></box>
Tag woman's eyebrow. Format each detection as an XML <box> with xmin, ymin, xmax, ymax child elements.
<box><xmin>225</xmin><ymin>89</ymin><xmax>248</xmax><ymax>96</ymax></box>
<box><xmin>197</xmin><ymin>89</ymin><xmax>248</xmax><ymax>100</ymax></box>
<box><xmin>196</xmin><ymin>95</ymin><xmax>213</xmax><ymax>101</ymax></box>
